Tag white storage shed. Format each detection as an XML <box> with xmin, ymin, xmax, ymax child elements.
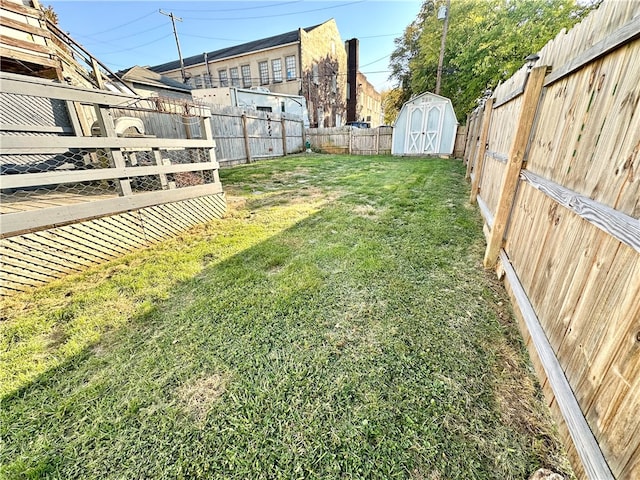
<box><xmin>392</xmin><ymin>92</ymin><xmax>458</xmax><ymax>156</ymax></box>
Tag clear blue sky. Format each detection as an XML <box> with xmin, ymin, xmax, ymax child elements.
<box><xmin>47</xmin><ymin>0</ymin><xmax>423</xmax><ymax>91</ymax></box>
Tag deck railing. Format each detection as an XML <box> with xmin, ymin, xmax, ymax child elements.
<box><xmin>0</xmin><ymin>72</ymin><xmax>222</xmax><ymax>239</ymax></box>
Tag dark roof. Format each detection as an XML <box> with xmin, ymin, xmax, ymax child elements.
<box><xmin>116</xmin><ymin>66</ymin><xmax>192</xmax><ymax>92</ymax></box>
<box><xmin>149</xmin><ymin>23</ymin><xmax>323</xmax><ymax>73</ymax></box>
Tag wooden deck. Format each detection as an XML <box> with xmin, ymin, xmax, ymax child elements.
<box><xmin>0</xmin><ymin>189</ymin><xmax>117</xmax><ymax>215</ymax></box>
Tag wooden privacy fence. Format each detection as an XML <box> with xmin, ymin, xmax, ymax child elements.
<box><xmin>0</xmin><ymin>72</ymin><xmax>226</xmax><ymax>295</ymax></box>
<box><xmin>205</xmin><ymin>104</ymin><xmax>305</xmax><ymax>167</ymax></box>
<box><xmin>306</xmin><ymin>126</ymin><xmax>393</xmax><ymax>155</ymax></box>
<box><xmin>465</xmin><ymin>2</ymin><xmax>639</xmax><ymax>479</ymax></box>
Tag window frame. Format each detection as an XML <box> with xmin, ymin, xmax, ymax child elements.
<box><xmin>285</xmin><ymin>55</ymin><xmax>296</xmax><ymax>81</ymax></box>
<box><xmin>272</xmin><ymin>58</ymin><xmax>283</xmax><ymax>83</ymax></box>
<box><xmin>229</xmin><ymin>67</ymin><xmax>240</xmax><ymax>87</ymax></box>
<box><xmin>241</xmin><ymin>64</ymin><xmax>252</xmax><ymax>88</ymax></box>
<box><xmin>258</xmin><ymin>61</ymin><xmax>269</xmax><ymax>85</ymax></box>
<box><xmin>218</xmin><ymin>69</ymin><xmax>229</xmax><ymax>87</ymax></box>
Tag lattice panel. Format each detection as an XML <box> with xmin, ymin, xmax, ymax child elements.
<box><xmin>0</xmin><ymin>193</ymin><xmax>227</xmax><ymax>295</ymax></box>
<box><xmin>0</xmin><ymin>93</ymin><xmax>71</xmax><ymax>128</ymax></box>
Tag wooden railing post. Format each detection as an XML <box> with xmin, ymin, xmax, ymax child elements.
<box><xmin>241</xmin><ymin>113</ymin><xmax>252</xmax><ymax>164</ymax></box>
<box><xmin>200</xmin><ymin>113</ymin><xmax>220</xmax><ymax>184</ymax></box>
<box><xmin>281</xmin><ymin>117</ymin><xmax>287</xmax><ymax>156</ymax></box>
<box><xmin>483</xmin><ymin>66</ymin><xmax>548</xmax><ymax>268</ymax></box>
<box><xmin>469</xmin><ymin>97</ymin><xmax>494</xmax><ymax>204</ymax></box>
<box><xmin>93</xmin><ymin>105</ymin><xmax>132</xmax><ymax>196</ymax></box>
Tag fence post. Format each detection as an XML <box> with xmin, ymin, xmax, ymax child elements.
<box><xmin>375</xmin><ymin>127</ymin><xmax>380</xmax><ymax>155</ymax></box>
<box><xmin>463</xmin><ymin>113</ymin><xmax>474</xmax><ymax>166</ymax></box>
<box><xmin>281</xmin><ymin>117</ymin><xmax>287</xmax><ymax>156</ymax></box>
<box><xmin>465</xmin><ymin>108</ymin><xmax>483</xmax><ymax>180</ymax></box>
<box><xmin>469</xmin><ymin>97</ymin><xmax>494</xmax><ymax>204</ymax></box>
<box><xmin>483</xmin><ymin>66</ymin><xmax>547</xmax><ymax>268</ymax></box>
<box><xmin>93</xmin><ymin>105</ymin><xmax>132</xmax><ymax>197</ymax></box>
<box><xmin>301</xmin><ymin>119</ymin><xmax>307</xmax><ymax>152</ymax></box>
<box><xmin>241</xmin><ymin>113</ymin><xmax>252</xmax><ymax>164</ymax></box>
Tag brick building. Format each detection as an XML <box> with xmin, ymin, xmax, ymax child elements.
<box><xmin>149</xmin><ymin>19</ymin><xmax>347</xmax><ymax>127</ymax></box>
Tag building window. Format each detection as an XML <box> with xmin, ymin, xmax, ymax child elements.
<box><xmin>285</xmin><ymin>55</ymin><xmax>296</xmax><ymax>81</ymax></box>
<box><xmin>194</xmin><ymin>75</ymin><xmax>203</xmax><ymax>89</ymax></box>
<box><xmin>218</xmin><ymin>70</ymin><xmax>228</xmax><ymax>87</ymax></box>
<box><xmin>272</xmin><ymin>59</ymin><xmax>282</xmax><ymax>83</ymax></box>
<box><xmin>258</xmin><ymin>61</ymin><xmax>269</xmax><ymax>85</ymax></box>
<box><xmin>203</xmin><ymin>73</ymin><xmax>212</xmax><ymax>88</ymax></box>
<box><xmin>230</xmin><ymin>67</ymin><xmax>240</xmax><ymax>87</ymax></box>
<box><xmin>241</xmin><ymin>64</ymin><xmax>252</xmax><ymax>87</ymax></box>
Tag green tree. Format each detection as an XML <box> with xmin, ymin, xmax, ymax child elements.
<box><xmin>381</xmin><ymin>88</ymin><xmax>405</xmax><ymax>125</ymax></box>
<box><xmin>390</xmin><ymin>0</ymin><xmax>601</xmax><ymax>121</ymax></box>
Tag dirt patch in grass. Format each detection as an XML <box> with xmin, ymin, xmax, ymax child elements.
<box><xmin>176</xmin><ymin>373</ymin><xmax>228</xmax><ymax>424</ymax></box>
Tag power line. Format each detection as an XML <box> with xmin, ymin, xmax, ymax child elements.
<box><xmin>174</xmin><ymin>1</ymin><xmax>303</xmax><ymax>13</ymax></box>
<box><xmin>358</xmin><ymin>33</ymin><xmax>402</xmax><ymax>39</ymax></box>
<box><xmin>181</xmin><ymin>0</ymin><xmax>365</xmax><ymax>21</ymax></box>
<box><xmin>75</xmin><ymin>9</ymin><xmax>157</xmax><ymax>37</ymax></box>
<box><xmin>360</xmin><ymin>53</ymin><xmax>394</xmax><ymax>68</ymax></box>
<box><xmin>95</xmin><ymin>33</ymin><xmax>174</xmax><ymax>56</ymax></box>
<box><xmin>77</xmin><ymin>23</ymin><xmax>167</xmax><ymax>46</ymax></box>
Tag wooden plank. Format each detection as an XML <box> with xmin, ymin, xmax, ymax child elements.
<box><xmin>579</xmin><ymin>258</ymin><xmax>640</xmax><ymax>478</ymax></box>
<box><xmin>470</xmin><ymin>98</ymin><xmax>494</xmax><ymax>203</ymax></box>
<box><xmin>484</xmin><ymin>66</ymin><xmax>548</xmax><ymax>268</ymax></box>
<box><xmin>0</xmin><ymin>34</ymin><xmax>52</xmax><ymax>55</ymax></box>
<box><xmin>0</xmin><ymin>46</ymin><xmax>59</xmax><ymax>68</ymax></box>
<box><xmin>476</xmin><ymin>194</ymin><xmax>494</xmax><ymax>229</ymax></box>
<box><xmin>521</xmin><ymin>170</ymin><xmax>640</xmax><ymax>253</ymax></box>
<box><xmin>0</xmin><ymin>161</ymin><xmax>220</xmax><ymax>189</ymax></box>
<box><xmin>0</xmin><ymin>71</ymin><xmax>137</xmax><ymax>106</ymax></box>
<box><xmin>493</xmin><ymin>86</ymin><xmax>524</xmax><ymax>109</ymax></box>
<box><xmin>620</xmin><ymin>436</ymin><xmax>640</xmax><ymax>480</ymax></box>
<box><xmin>0</xmin><ymin>15</ymin><xmax>51</xmax><ymax>38</ymax></box>
<box><xmin>0</xmin><ymin>0</ymin><xmax>41</xmax><ymax>18</ymax></box>
<box><xmin>0</xmin><ymin>135</ymin><xmax>215</xmax><ymax>153</ymax></box>
<box><xmin>1</xmin><ymin>183</ymin><xmax>223</xmax><ymax>238</ymax></box>
<box><xmin>0</xmin><ymin>123</ymin><xmax>73</xmax><ymax>133</ymax></box>
<box><xmin>499</xmin><ymin>250</ymin><xmax>615</xmax><ymax>479</ymax></box>
<box><xmin>544</xmin><ymin>15</ymin><xmax>640</xmax><ymax>86</ymax></box>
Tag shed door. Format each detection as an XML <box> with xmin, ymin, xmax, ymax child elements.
<box><xmin>404</xmin><ymin>102</ymin><xmax>445</xmax><ymax>155</ymax></box>
<box><xmin>424</xmin><ymin>104</ymin><xmax>444</xmax><ymax>154</ymax></box>
<box><xmin>405</xmin><ymin>105</ymin><xmax>425</xmax><ymax>154</ymax></box>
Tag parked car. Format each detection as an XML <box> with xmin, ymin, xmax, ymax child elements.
<box><xmin>345</xmin><ymin>121</ymin><xmax>371</xmax><ymax>128</ymax></box>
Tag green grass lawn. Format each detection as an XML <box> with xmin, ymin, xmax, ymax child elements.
<box><xmin>1</xmin><ymin>154</ymin><xmax>572</xmax><ymax>479</ymax></box>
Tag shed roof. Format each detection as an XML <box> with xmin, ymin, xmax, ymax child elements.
<box><xmin>116</xmin><ymin>65</ymin><xmax>192</xmax><ymax>92</ymax></box>
<box><xmin>149</xmin><ymin>23</ymin><xmax>323</xmax><ymax>74</ymax></box>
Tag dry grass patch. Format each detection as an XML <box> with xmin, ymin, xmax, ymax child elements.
<box><xmin>177</xmin><ymin>373</ymin><xmax>228</xmax><ymax>424</ymax></box>
<box><xmin>352</xmin><ymin>203</ymin><xmax>381</xmax><ymax>219</ymax></box>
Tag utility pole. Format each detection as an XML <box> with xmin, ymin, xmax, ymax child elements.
<box><xmin>435</xmin><ymin>0</ymin><xmax>450</xmax><ymax>95</ymax></box>
<box><xmin>159</xmin><ymin>9</ymin><xmax>186</xmax><ymax>83</ymax></box>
